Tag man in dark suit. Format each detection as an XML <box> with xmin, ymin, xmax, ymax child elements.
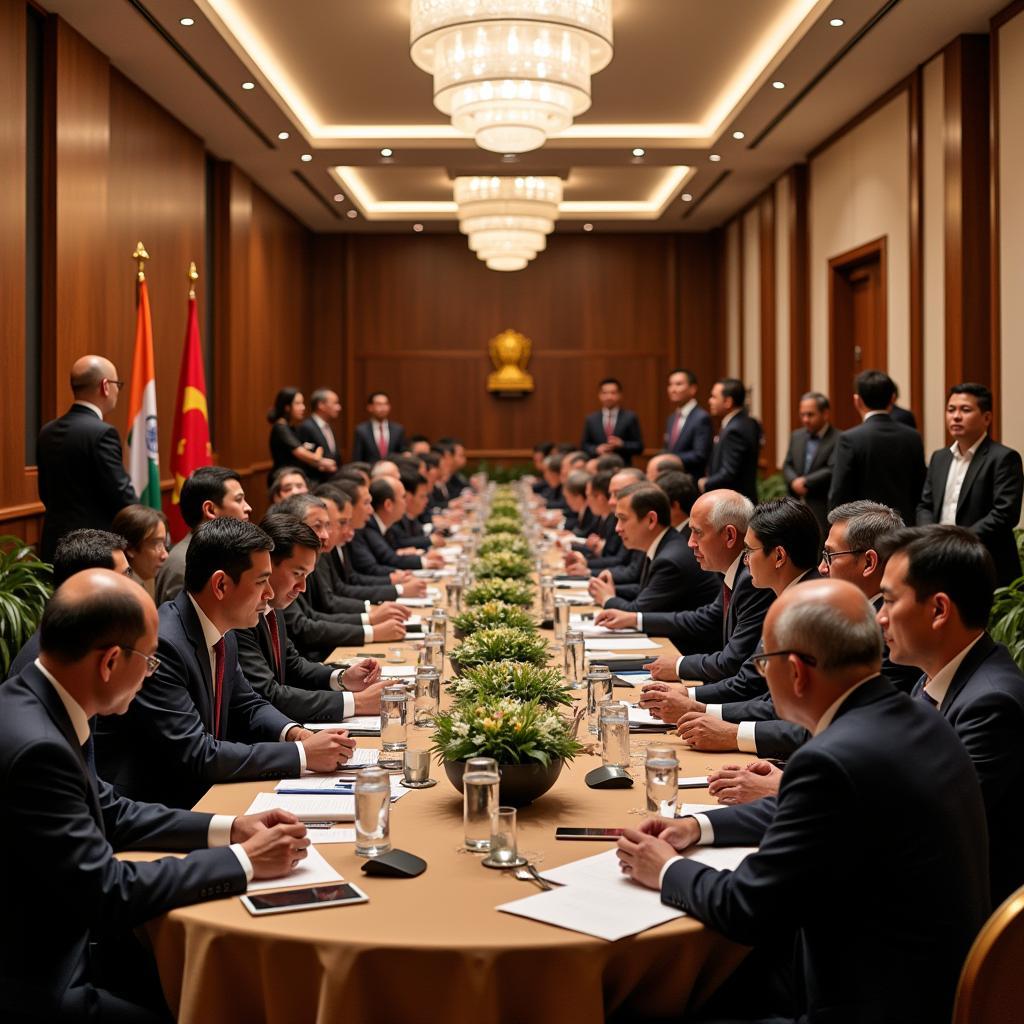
<box><xmin>386</xmin><ymin>472</ymin><xmax>434</xmax><ymax>550</ymax></box>
<box><xmin>828</xmin><ymin>369</ymin><xmax>926</xmax><ymax>524</ymax></box>
<box><xmin>236</xmin><ymin>515</ymin><xmax>386</xmax><ymax>724</ymax></box>
<box><xmin>351</xmin><ymin>391</ymin><xmax>407</xmax><ymax>465</ymax></box>
<box><xmin>890</xmin><ymin>383</ymin><xmax>918</xmax><ymax>428</ymax></box>
<box><xmin>781</xmin><ymin>391</ymin><xmax>838</xmax><ymax>537</ymax></box>
<box><xmin>700</xmin><ymin>378</ymin><xmax>762</xmax><ymax>505</ymax></box>
<box><xmin>599</xmin><ymin>490</ymin><xmax>773</xmax><ymax>689</ymax></box>
<box><xmin>917</xmin><ymin>382</ymin><xmax>1023</xmax><ymax>586</ymax></box>
<box><xmin>296</xmin><ymin>387</ymin><xmax>342</xmax><ymax>482</ymax></box>
<box><xmin>0</xmin><ymin>569</ymin><xmax>310</xmax><ymax>1022</ymax></box>
<box><xmin>880</xmin><ymin>524</ymin><xmax>1024</xmax><ymax>905</ymax></box>
<box><xmin>95</xmin><ymin>518</ymin><xmax>356</xmax><ymax>809</ymax></box>
<box><xmin>579</xmin><ymin>378</ymin><xmax>644</xmax><ymax>465</ymax></box>
<box><xmin>663</xmin><ymin>368</ymin><xmax>712</xmax><ymax>477</ymax></box>
<box><xmin>563</xmin><ymin>468</ymin><xmax>646</xmax><ymax>581</ymax></box>
<box><xmin>349</xmin><ymin>478</ymin><xmax>444</xmax><ymax>575</ymax></box>
<box><xmin>6</xmin><ymin>529</ymin><xmax>131</xmax><ymax>680</ymax></box>
<box><xmin>588</xmin><ymin>484</ymin><xmax>719</xmax><ymax>614</ymax></box>
<box><xmin>36</xmin><ymin>355</ymin><xmax>138</xmax><ymax>561</ymax></box>
<box><xmin>616</xmin><ymin>578</ymin><xmax>989</xmax><ymax>1024</ymax></box>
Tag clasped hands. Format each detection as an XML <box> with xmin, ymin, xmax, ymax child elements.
<box><xmin>615</xmin><ymin>816</ymin><xmax>700</xmax><ymax>889</ymax></box>
<box><xmin>638</xmin><ymin>680</ymin><xmax>740</xmax><ymax>752</ymax></box>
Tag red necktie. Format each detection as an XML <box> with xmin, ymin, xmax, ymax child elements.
<box><xmin>265</xmin><ymin>613</ymin><xmax>283</xmax><ymax>679</ymax></box>
<box><xmin>603</xmin><ymin>411</ymin><xmax>613</xmax><ymax>439</ymax></box>
<box><xmin>721</xmin><ymin>582</ymin><xmax>732</xmax><ymax>642</ymax></box>
<box><xmin>212</xmin><ymin>637</ymin><xmax>226</xmax><ymax>737</ymax></box>
<box><xmin>669</xmin><ymin>411</ymin><xmax>683</xmax><ymax>448</ymax></box>
<box><xmin>377</xmin><ymin>424</ymin><xmax>388</xmax><ymax>458</ymax></box>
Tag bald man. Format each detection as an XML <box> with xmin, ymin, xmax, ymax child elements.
<box><xmin>0</xmin><ymin>570</ymin><xmax>309</xmax><ymax>1021</ymax></box>
<box><xmin>37</xmin><ymin>355</ymin><xmax>137</xmax><ymax>561</ymax></box>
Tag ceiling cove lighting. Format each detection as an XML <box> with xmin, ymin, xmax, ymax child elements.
<box><xmin>454</xmin><ymin>175</ymin><xmax>562</xmax><ymax>271</ymax></box>
<box><xmin>409</xmin><ymin>0</ymin><xmax>614</xmax><ymax>154</ymax></box>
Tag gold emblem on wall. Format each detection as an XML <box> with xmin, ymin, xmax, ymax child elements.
<box><xmin>487</xmin><ymin>329</ymin><xmax>534</xmax><ymax>396</ymax></box>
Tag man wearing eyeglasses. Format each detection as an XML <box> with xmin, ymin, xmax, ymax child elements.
<box><xmin>37</xmin><ymin>355</ymin><xmax>139</xmax><ymax>562</ymax></box>
<box><xmin>615</xmin><ymin>579</ymin><xmax>989</xmax><ymax>1024</ymax></box>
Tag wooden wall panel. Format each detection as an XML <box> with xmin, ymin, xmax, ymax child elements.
<box><xmin>675</xmin><ymin>232</ymin><xmax>726</xmax><ymax>400</ymax></box>
<box><xmin>343</xmin><ymin>232</ymin><xmax>720</xmax><ymax>458</ymax></box>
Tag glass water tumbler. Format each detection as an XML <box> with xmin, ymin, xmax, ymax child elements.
<box><xmin>380</xmin><ymin>684</ymin><xmax>409</xmax><ymax>767</ymax></box>
<box><xmin>413</xmin><ymin>665</ymin><xmax>441</xmax><ymax>727</ymax></box>
<box><xmin>553</xmin><ymin>597</ymin><xmax>571</xmax><ymax>646</ymax></box>
<box><xmin>429</xmin><ymin>608</ymin><xmax>448</xmax><ymax>658</ymax></box>
<box><xmin>463</xmin><ymin>756</ymin><xmax>500</xmax><ymax>851</ymax></box>
<box><xmin>418</xmin><ymin>633</ymin><xmax>444</xmax><ymax>673</ymax></box>
<box><xmin>354</xmin><ymin>767</ymin><xmax>391</xmax><ymax>857</ymax></box>
<box><xmin>540</xmin><ymin>575</ymin><xmax>555</xmax><ymax>621</ymax></box>
<box><xmin>586</xmin><ymin>664</ymin><xmax>614</xmax><ymax>735</ymax></box>
<box><xmin>563</xmin><ymin>629</ymin><xmax>586</xmax><ymax>689</ymax></box>
<box><xmin>645</xmin><ymin>747</ymin><xmax>680</xmax><ymax>818</ymax></box>
<box><xmin>445</xmin><ymin>574</ymin><xmax>466</xmax><ymax>612</ymax></box>
<box><xmin>488</xmin><ymin>807</ymin><xmax>519</xmax><ymax>865</ymax></box>
<box><xmin>599</xmin><ymin>702</ymin><xmax>631</xmax><ymax>768</ymax></box>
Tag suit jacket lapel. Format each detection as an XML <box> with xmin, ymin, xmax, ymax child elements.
<box><xmin>929</xmin><ymin>449</ymin><xmax>953</xmax><ymax>517</ymax></box>
<box><xmin>792</xmin><ymin>431</ymin><xmax>808</xmax><ymax>473</ymax></box>
<box><xmin>809</xmin><ymin>426</ymin><xmax>834</xmax><ymax>471</ymax></box>
<box><xmin>942</xmin><ymin>634</ymin><xmax>996</xmax><ymax>710</ymax></box>
<box><xmin>273</xmin><ymin>610</ymin><xmax>287</xmax><ymax>685</ymax></box>
<box><xmin>956</xmin><ymin>439</ymin><xmax>990</xmax><ymax>513</ymax></box>
<box><xmin>177</xmin><ymin>594</ymin><xmax>215</xmax><ymax>730</ymax></box>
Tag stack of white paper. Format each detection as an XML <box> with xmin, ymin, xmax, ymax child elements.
<box><xmin>627</xmin><ymin>704</ymin><xmax>672</xmax><ymax>731</ymax></box>
<box><xmin>307</xmin><ymin>828</ymin><xmax>356</xmax><ymax>845</ymax></box>
<box><xmin>246</xmin><ymin>846</ymin><xmax>343</xmax><ymax>892</ymax></box>
<box><xmin>381</xmin><ymin>665</ymin><xmax>416</xmax><ymax>678</ymax></box>
<box><xmin>585</xmin><ymin>637</ymin><xmax>660</xmax><ymax>651</ymax></box>
<box><xmin>303</xmin><ymin>716</ymin><xmax>381</xmax><ymax>734</ymax></box>
<box><xmin>246</xmin><ymin>791</ymin><xmax>356</xmax><ymax>821</ymax></box>
<box><xmin>397</xmin><ymin>597</ymin><xmax>434</xmax><ymax>608</ymax></box>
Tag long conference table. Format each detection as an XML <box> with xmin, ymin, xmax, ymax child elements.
<box><xmin>141</xmin><ymin>568</ymin><xmax>749</xmax><ymax>1023</ymax></box>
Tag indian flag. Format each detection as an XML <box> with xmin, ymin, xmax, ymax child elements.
<box><xmin>127</xmin><ymin>277</ymin><xmax>161</xmax><ymax>509</ymax></box>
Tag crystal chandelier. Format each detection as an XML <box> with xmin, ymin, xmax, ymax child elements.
<box><xmin>454</xmin><ymin>175</ymin><xmax>563</xmax><ymax>271</ymax></box>
<box><xmin>410</xmin><ymin>1</ymin><xmax>614</xmax><ymax>154</ymax></box>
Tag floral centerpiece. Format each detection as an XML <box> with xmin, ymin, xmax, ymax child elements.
<box><xmin>448</xmin><ymin>661</ymin><xmax>572</xmax><ymax>709</ymax></box>
<box><xmin>477</xmin><ymin>533</ymin><xmax>531</xmax><ymax>558</ymax></box>
<box><xmin>464</xmin><ymin>577</ymin><xmax>534</xmax><ymax>608</ymax></box>
<box><xmin>431</xmin><ymin>696</ymin><xmax>583</xmax><ymax>805</ymax></box>
<box><xmin>472</xmin><ymin>550</ymin><xmax>532</xmax><ymax>581</ymax></box>
<box><xmin>484</xmin><ymin>515</ymin><xmax>522</xmax><ymax>535</ymax></box>
<box><xmin>451</xmin><ymin>600</ymin><xmax>536</xmax><ymax>638</ymax></box>
<box><xmin>450</xmin><ymin>626</ymin><xmax>548</xmax><ymax>673</ymax></box>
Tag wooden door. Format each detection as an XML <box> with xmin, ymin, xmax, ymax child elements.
<box><xmin>829</xmin><ymin>238</ymin><xmax>887</xmax><ymax>430</ymax></box>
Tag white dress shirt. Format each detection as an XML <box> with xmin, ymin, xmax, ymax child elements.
<box><xmin>674</xmin><ymin>398</ymin><xmax>697</xmax><ymax>433</ymax></box>
<box><xmin>187</xmin><ymin>595</ymin><xmax>306</xmax><ymax>769</ymax></box>
<box><xmin>940</xmin><ymin>434</ymin><xmax>986</xmax><ymax>525</ymax></box>
<box><xmin>720</xmin><ymin>409</ymin><xmax>740</xmax><ymax>431</ymax></box>
<box><xmin>602</xmin><ymin>408</ymin><xmax>619</xmax><ymax>435</ymax></box>
<box><xmin>312</xmin><ymin>413</ymin><xmax>336</xmax><ymax>456</ymax></box>
<box><xmin>922</xmin><ymin>634</ymin><xmax>985</xmax><ymax>708</ymax></box>
<box><xmin>33</xmin><ymin>658</ymin><xmax>253</xmax><ymax>879</ymax></box>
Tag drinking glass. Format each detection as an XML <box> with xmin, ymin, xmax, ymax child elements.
<box><xmin>552</xmin><ymin>597</ymin><xmax>570</xmax><ymax>653</ymax></box>
<box><xmin>445</xmin><ymin>574</ymin><xmax>466</xmax><ymax>612</ymax></box>
<box><xmin>645</xmin><ymin>746</ymin><xmax>680</xmax><ymax>818</ymax></box>
<box><xmin>403</xmin><ymin>748</ymin><xmax>431</xmax><ymax>785</ymax></box>
<box><xmin>486</xmin><ymin>807</ymin><xmax>520</xmax><ymax>866</ymax></box>
<box><xmin>413</xmin><ymin>665</ymin><xmax>441</xmax><ymax>727</ymax></box>
<box><xmin>540</xmin><ymin>575</ymin><xmax>555</xmax><ymax>622</ymax></box>
<box><xmin>463</xmin><ymin>757</ymin><xmax>500</xmax><ymax>851</ymax></box>
<box><xmin>354</xmin><ymin>767</ymin><xmax>391</xmax><ymax>857</ymax></box>
<box><xmin>599</xmin><ymin>702</ymin><xmax>631</xmax><ymax>768</ymax></box>
<box><xmin>586</xmin><ymin>663</ymin><xmax>614</xmax><ymax>735</ymax></box>
<box><xmin>429</xmin><ymin>608</ymin><xmax>448</xmax><ymax>658</ymax></box>
<box><xmin>386</xmin><ymin>645</ymin><xmax>404</xmax><ymax>664</ymax></box>
<box><xmin>379</xmin><ymin>684</ymin><xmax>408</xmax><ymax>768</ymax></box>
<box><xmin>563</xmin><ymin>628</ymin><xmax>586</xmax><ymax>689</ymax></box>
<box><xmin>418</xmin><ymin>633</ymin><xmax>444</xmax><ymax>673</ymax></box>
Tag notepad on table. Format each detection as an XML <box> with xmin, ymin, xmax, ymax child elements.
<box><xmin>584</xmin><ymin>637</ymin><xmax>659</xmax><ymax>651</ymax></box>
<box><xmin>246</xmin><ymin>791</ymin><xmax>356</xmax><ymax>822</ymax></box>
<box><xmin>246</xmin><ymin>845</ymin><xmax>343</xmax><ymax>892</ymax></box>
<box><xmin>303</xmin><ymin>716</ymin><xmax>381</xmax><ymax>735</ymax></box>
<box><xmin>627</xmin><ymin>704</ymin><xmax>673</xmax><ymax>731</ymax></box>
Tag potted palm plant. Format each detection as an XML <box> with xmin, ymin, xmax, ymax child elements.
<box><xmin>0</xmin><ymin>538</ymin><xmax>52</xmax><ymax>677</ymax></box>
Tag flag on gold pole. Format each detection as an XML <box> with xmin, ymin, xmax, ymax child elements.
<box><xmin>166</xmin><ymin>262</ymin><xmax>212</xmax><ymax>541</ymax></box>
<box><xmin>126</xmin><ymin>242</ymin><xmax>161</xmax><ymax>509</ymax></box>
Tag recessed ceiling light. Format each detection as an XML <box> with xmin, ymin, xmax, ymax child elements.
<box><xmin>681</xmin><ymin>193</ymin><xmax>693</xmax><ymax>202</ymax></box>
<box><xmin>333</xmin><ymin>193</ymin><xmax>344</xmax><ymax>202</ymax></box>
<box><xmin>709</xmin><ymin>153</ymin><xmax>721</xmax><ymax>162</ymax></box>
<box><xmin>583</xmin><ymin>223</ymin><xmax>594</xmax><ymax>232</ymax></box>
<box><xmin>277</xmin><ymin>131</ymin><xmax>290</xmax><ymax>140</ymax></box>
<box><xmin>732</xmin><ymin>131</ymin><xmax>745</xmax><ymax>140</ymax></box>
<box><xmin>179</xmin><ymin>17</ymin><xmax>194</xmax><ymax>27</ymax></box>
<box><xmin>413</xmin><ymin>223</ymin><xmax>424</xmax><ymax>232</ymax></box>
<box><xmin>380</xmin><ymin>147</ymin><xmax>393</xmax><ymax>158</ymax></box>
<box><xmin>830</xmin><ymin>18</ymin><xmax>845</xmax><ymax>27</ymax></box>
<box><xmin>631</xmin><ymin>147</ymin><xmax>645</xmax><ymax>158</ymax></box>
<box><xmin>346</xmin><ymin>209</ymin><xmax>358</xmax><ymax>219</ymax></box>
<box><xmin>300</xmin><ymin>153</ymin><xmax>312</xmax><ymax>162</ymax></box>
<box><xmin>772</xmin><ymin>80</ymin><xmax>786</xmax><ymax>90</ymax></box>
<box><xmin>241</xmin><ymin>81</ymin><xmax>255</xmax><ymax>90</ymax></box>
<box><xmin>501</xmin><ymin>153</ymin><xmax>518</xmax><ymax>162</ymax></box>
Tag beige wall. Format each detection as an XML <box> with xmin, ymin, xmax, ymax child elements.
<box><xmin>774</xmin><ymin>176</ymin><xmax>792</xmax><ymax>466</ymax></box>
<box><xmin>742</xmin><ymin>206</ymin><xmax>762</xmax><ymax>417</ymax></box>
<box><xmin>999</xmin><ymin>12</ymin><xmax>1024</xmax><ymax>455</ymax></box>
<box><xmin>809</xmin><ymin>93</ymin><xmax>911</xmax><ymax>406</ymax></box>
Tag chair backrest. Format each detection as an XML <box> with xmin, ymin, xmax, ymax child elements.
<box><xmin>953</xmin><ymin>885</ymin><xmax>1024</xmax><ymax>1023</ymax></box>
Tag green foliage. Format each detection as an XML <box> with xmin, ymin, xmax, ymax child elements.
<box><xmin>1016</xmin><ymin>527</ymin><xmax>1024</xmax><ymax>563</ymax></box>
<box><xmin>453</xmin><ymin>626</ymin><xmax>549</xmax><ymax>669</ymax></box>
<box><xmin>473</xmin><ymin>550</ymin><xmax>532</xmax><ymax>581</ymax></box>
<box><xmin>449</xmin><ymin>660</ymin><xmax>571</xmax><ymax>709</ymax></box>
<box><xmin>431</xmin><ymin>696</ymin><xmax>583</xmax><ymax>766</ymax></box>
<box><xmin>477</xmin><ymin>532</ymin><xmax>530</xmax><ymax>558</ymax></box>
<box><xmin>451</xmin><ymin>601</ymin><xmax>537</xmax><ymax>636</ymax></box>
<box><xmin>757</xmin><ymin>472</ymin><xmax>789</xmax><ymax>503</ymax></box>
<box><xmin>990</xmin><ymin>575</ymin><xmax>1024</xmax><ymax>673</ymax></box>
<box><xmin>484</xmin><ymin>515</ymin><xmax>522</xmax><ymax>535</ymax></box>
<box><xmin>472</xmin><ymin>461</ymin><xmax>531</xmax><ymax>483</ymax></box>
<box><xmin>465</xmin><ymin>577</ymin><xmax>535</xmax><ymax>608</ymax></box>
<box><xmin>0</xmin><ymin>539</ymin><xmax>53</xmax><ymax>677</ymax></box>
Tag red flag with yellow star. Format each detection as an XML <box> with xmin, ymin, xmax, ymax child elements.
<box><xmin>166</xmin><ymin>287</ymin><xmax>212</xmax><ymax>541</ymax></box>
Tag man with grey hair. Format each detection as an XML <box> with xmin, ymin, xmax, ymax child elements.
<box><xmin>598</xmin><ymin>489</ymin><xmax>773</xmax><ymax>691</ymax></box>
<box><xmin>782</xmin><ymin>391</ymin><xmax>837</xmax><ymax>537</ymax></box>
<box><xmin>615</xmin><ymin>578</ymin><xmax>989</xmax><ymax>1024</ymax></box>
<box><xmin>297</xmin><ymin>388</ymin><xmax>341</xmax><ymax>481</ymax></box>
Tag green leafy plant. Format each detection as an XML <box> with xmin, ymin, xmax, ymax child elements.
<box><xmin>757</xmin><ymin>472</ymin><xmax>788</xmax><ymax>503</ymax></box>
<box><xmin>484</xmin><ymin>515</ymin><xmax>523</xmax><ymax>535</ymax></box>
<box><xmin>990</xmin><ymin>576</ymin><xmax>1024</xmax><ymax>673</ymax></box>
<box><xmin>477</xmin><ymin>532</ymin><xmax>530</xmax><ymax>558</ymax></box>
<box><xmin>472</xmin><ymin>461</ymin><xmax>532</xmax><ymax>483</ymax></box>
<box><xmin>451</xmin><ymin>600</ymin><xmax>537</xmax><ymax>636</ymax></box>
<box><xmin>0</xmin><ymin>539</ymin><xmax>53</xmax><ymax>676</ymax></box>
<box><xmin>431</xmin><ymin>696</ymin><xmax>583</xmax><ymax>766</ymax></box>
<box><xmin>453</xmin><ymin>626</ymin><xmax>549</xmax><ymax>669</ymax></box>
<box><xmin>473</xmin><ymin>550</ymin><xmax>532</xmax><ymax>581</ymax></box>
<box><xmin>449</xmin><ymin>661</ymin><xmax>572</xmax><ymax>709</ymax></box>
<box><xmin>465</xmin><ymin>577</ymin><xmax>534</xmax><ymax>608</ymax></box>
